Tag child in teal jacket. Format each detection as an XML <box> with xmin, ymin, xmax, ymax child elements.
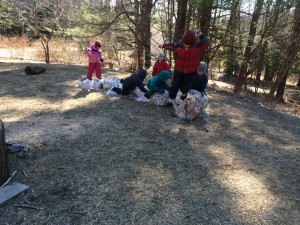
<box><xmin>144</xmin><ymin>70</ymin><xmax>171</xmax><ymax>98</ymax></box>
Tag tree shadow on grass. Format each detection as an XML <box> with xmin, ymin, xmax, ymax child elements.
<box><xmin>1</xmin><ymin>77</ymin><xmax>299</xmax><ymax>225</ymax></box>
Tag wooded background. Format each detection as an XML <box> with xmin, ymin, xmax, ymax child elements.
<box><xmin>0</xmin><ymin>0</ymin><xmax>299</xmax><ymax>101</ymax></box>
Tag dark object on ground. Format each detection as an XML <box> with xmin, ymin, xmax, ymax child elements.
<box><xmin>25</xmin><ymin>66</ymin><xmax>46</xmax><ymax>75</ymax></box>
<box><xmin>6</xmin><ymin>142</ymin><xmax>29</xmax><ymax>157</ymax></box>
<box><xmin>0</xmin><ymin>119</ymin><xmax>9</xmax><ymax>185</ymax></box>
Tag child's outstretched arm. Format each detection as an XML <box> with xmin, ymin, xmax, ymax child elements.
<box><xmin>196</xmin><ymin>30</ymin><xmax>211</xmax><ymax>50</ymax></box>
<box><xmin>158</xmin><ymin>42</ymin><xmax>180</xmax><ymax>51</ymax></box>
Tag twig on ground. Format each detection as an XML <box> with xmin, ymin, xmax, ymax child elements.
<box><xmin>22</xmin><ymin>169</ymin><xmax>28</xmax><ymax>178</ymax></box>
<box><xmin>0</xmin><ymin>170</ymin><xmax>17</xmax><ymax>189</ymax></box>
<box><xmin>14</xmin><ymin>204</ymin><xmax>39</xmax><ymax>210</ymax></box>
<box><xmin>24</xmin><ymin>197</ymin><xmax>32</xmax><ymax>205</ymax></box>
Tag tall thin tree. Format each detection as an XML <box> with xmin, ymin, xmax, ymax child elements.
<box><xmin>268</xmin><ymin>0</ymin><xmax>300</xmax><ymax>100</ymax></box>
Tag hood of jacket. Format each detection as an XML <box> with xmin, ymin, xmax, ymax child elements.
<box><xmin>157</xmin><ymin>70</ymin><xmax>170</xmax><ymax>81</ymax></box>
<box><xmin>136</xmin><ymin>69</ymin><xmax>147</xmax><ymax>81</ymax></box>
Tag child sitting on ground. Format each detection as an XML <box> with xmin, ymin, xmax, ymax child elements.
<box><xmin>152</xmin><ymin>52</ymin><xmax>170</xmax><ymax>77</ymax></box>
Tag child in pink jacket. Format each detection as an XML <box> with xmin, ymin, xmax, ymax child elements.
<box><xmin>86</xmin><ymin>41</ymin><xmax>104</xmax><ymax>80</ymax></box>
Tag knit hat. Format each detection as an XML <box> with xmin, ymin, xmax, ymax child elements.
<box><xmin>158</xmin><ymin>52</ymin><xmax>165</xmax><ymax>57</ymax></box>
<box><xmin>94</xmin><ymin>41</ymin><xmax>101</xmax><ymax>48</ymax></box>
<box><xmin>182</xmin><ymin>30</ymin><xmax>197</xmax><ymax>46</ymax></box>
<box><xmin>198</xmin><ymin>61</ymin><xmax>207</xmax><ymax>72</ymax></box>
<box><xmin>137</xmin><ymin>69</ymin><xmax>147</xmax><ymax>80</ymax></box>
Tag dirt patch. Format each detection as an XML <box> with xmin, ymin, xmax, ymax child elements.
<box><xmin>0</xmin><ymin>61</ymin><xmax>299</xmax><ymax>224</ymax></box>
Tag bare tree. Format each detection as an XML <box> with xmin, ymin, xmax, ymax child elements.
<box><xmin>0</xmin><ymin>120</ymin><xmax>9</xmax><ymax>186</ymax></box>
<box><xmin>234</xmin><ymin>0</ymin><xmax>264</xmax><ymax>93</ymax></box>
<box><xmin>268</xmin><ymin>0</ymin><xmax>300</xmax><ymax>100</ymax></box>
<box><xmin>173</xmin><ymin>0</ymin><xmax>188</xmax><ymax>42</ymax></box>
<box><xmin>12</xmin><ymin>0</ymin><xmax>65</xmax><ymax>63</ymax></box>
<box><xmin>119</xmin><ymin>0</ymin><xmax>156</xmax><ymax>70</ymax></box>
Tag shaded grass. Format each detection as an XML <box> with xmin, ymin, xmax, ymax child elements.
<box><xmin>0</xmin><ymin>61</ymin><xmax>299</xmax><ymax>225</ymax></box>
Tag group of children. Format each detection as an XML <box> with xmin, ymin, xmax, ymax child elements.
<box><xmin>85</xmin><ymin>29</ymin><xmax>210</xmax><ymax>109</ymax></box>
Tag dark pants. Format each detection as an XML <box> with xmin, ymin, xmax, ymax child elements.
<box><xmin>112</xmin><ymin>87</ymin><xmax>131</xmax><ymax>95</ymax></box>
<box><xmin>169</xmin><ymin>70</ymin><xmax>195</xmax><ymax>99</ymax></box>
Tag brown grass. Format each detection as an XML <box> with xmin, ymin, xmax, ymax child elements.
<box><xmin>0</xmin><ymin>36</ymin><xmax>135</xmax><ymax>72</ymax></box>
<box><xmin>0</xmin><ymin>60</ymin><xmax>299</xmax><ymax>224</ymax></box>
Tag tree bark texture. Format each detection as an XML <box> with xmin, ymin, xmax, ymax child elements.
<box><xmin>140</xmin><ymin>0</ymin><xmax>152</xmax><ymax>69</ymax></box>
<box><xmin>173</xmin><ymin>0</ymin><xmax>188</xmax><ymax>42</ymax></box>
<box><xmin>198</xmin><ymin>0</ymin><xmax>213</xmax><ymax>36</ymax></box>
<box><xmin>234</xmin><ymin>0</ymin><xmax>263</xmax><ymax>93</ymax></box>
<box><xmin>268</xmin><ymin>0</ymin><xmax>300</xmax><ymax>99</ymax></box>
<box><xmin>0</xmin><ymin>119</ymin><xmax>9</xmax><ymax>185</ymax></box>
<box><xmin>275</xmin><ymin>71</ymin><xmax>288</xmax><ymax>101</ymax></box>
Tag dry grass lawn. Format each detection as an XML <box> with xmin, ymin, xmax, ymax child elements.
<box><xmin>0</xmin><ymin>61</ymin><xmax>299</xmax><ymax>225</ymax></box>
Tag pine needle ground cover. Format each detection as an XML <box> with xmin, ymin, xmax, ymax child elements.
<box><xmin>0</xmin><ymin>61</ymin><xmax>299</xmax><ymax>225</ymax></box>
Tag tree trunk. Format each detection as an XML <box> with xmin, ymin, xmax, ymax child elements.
<box><xmin>140</xmin><ymin>0</ymin><xmax>152</xmax><ymax>69</ymax></box>
<box><xmin>197</xmin><ymin>0</ymin><xmax>213</xmax><ymax>62</ymax></box>
<box><xmin>167</xmin><ymin>0</ymin><xmax>174</xmax><ymax>69</ymax></box>
<box><xmin>255</xmin><ymin>41</ymin><xmax>267</xmax><ymax>93</ymax></box>
<box><xmin>275</xmin><ymin>71</ymin><xmax>288</xmax><ymax>102</ymax></box>
<box><xmin>268</xmin><ymin>0</ymin><xmax>300</xmax><ymax>99</ymax></box>
<box><xmin>0</xmin><ymin>119</ymin><xmax>9</xmax><ymax>185</ymax></box>
<box><xmin>224</xmin><ymin>0</ymin><xmax>240</xmax><ymax>79</ymax></box>
<box><xmin>173</xmin><ymin>0</ymin><xmax>188</xmax><ymax>42</ymax></box>
<box><xmin>234</xmin><ymin>0</ymin><xmax>263</xmax><ymax>93</ymax></box>
<box><xmin>198</xmin><ymin>0</ymin><xmax>213</xmax><ymax>35</ymax></box>
<box><xmin>268</xmin><ymin>48</ymin><xmax>299</xmax><ymax>98</ymax></box>
<box><xmin>134</xmin><ymin>0</ymin><xmax>143</xmax><ymax>70</ymax></box>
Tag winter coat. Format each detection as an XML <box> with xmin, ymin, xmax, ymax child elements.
<box><xmin>152</xmin><ymin>60</ymin><xmax>170</xmax><ymax>76</ymax></box>
<box><xmin>162</xmin><ymin>34</ymin><xmax>210</xmax><ymax>74</ymax></box>
<box><xmin>87</xmin><ymin>43</ymin><xmax>103</xmax><ymax>63</ymax></box>
<box><xmin>146</xmin><ymin>70</ymin><xmax>171</xmax><ymax>96</ymax></box>
<box><xmin>122</xmin><ymin>70</ymin><xmax>148</xmax><ymax>95</ymax></box>
<box><xmin>190</xmin><ymin>72</ymin><xmax>208</xmax><ymax>95</ymax></box>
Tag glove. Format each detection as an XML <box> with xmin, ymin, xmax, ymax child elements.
<box><xmin>144</xmin><ymin>93</ymin><xmax>151</xmax><ymax>99</ymax></box>
<box><xmin>195</xmin><ymin>29</ymin><xmax>202</xmax><ymax>37</ymax></box>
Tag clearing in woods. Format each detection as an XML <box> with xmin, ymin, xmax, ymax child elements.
<box><xmin>0</xmin><ymin>61</ymin><xmax>299</xmax><ymax>225</ymax></box>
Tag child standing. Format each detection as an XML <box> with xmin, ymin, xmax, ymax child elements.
<box><xmin>86</xmin><ymin>41</ymin><xmax>104</xmax><ymax>80</ymax></box>
<box><xmin>152</xmin><ymin>52</ymin><xmax>170</xmax><ymax>77</ymax></box>
<box><xmin>159</xmin><ymin>30</ymin><xmax>210</xmax><ymax>101</ymax></box>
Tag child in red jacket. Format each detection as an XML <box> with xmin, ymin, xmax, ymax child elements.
<box><xmin>159</xmin><ymin>30</ymin><xmax>210</xmax><ymax>100</ymax></box>
<box><xmin>152</xmin><ymin>52</ymin><xmax>170</xmax><ymax>77</ymax></box>
<box><xmin>86</xmin><ymin>41</ymin><xmax>105</xmax><ymax>80</ymax></box>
